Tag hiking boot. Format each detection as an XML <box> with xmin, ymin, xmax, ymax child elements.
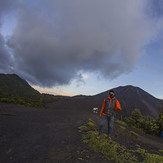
<box><xmin>97</xmin><ymin>134</ymin><xmax>102</xmax><ymax>139</ymax></box>
<box><xmin>107</xmin><ymin>136</ymin><xmax>111</xmax><ymax>140</ymax></box>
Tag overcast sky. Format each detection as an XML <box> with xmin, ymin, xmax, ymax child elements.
<box><xmin>0</xmin><ymin>0</ymin><xmax>163</xmax><ymax>98</ymax></box>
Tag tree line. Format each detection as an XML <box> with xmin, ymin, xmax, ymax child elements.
<box><xmin>125</xmin><ymin>104</ymin><xmax>163</xmax><ymax>136</ymax></box>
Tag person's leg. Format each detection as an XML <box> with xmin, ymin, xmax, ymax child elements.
<box><xmin>98</xmin><ymin>114</ymin><xmax>107</xmax><ymax>136</ymax></box>
<box><xmin>107</xmin><ymin>115</ymin><xmax>114</xmax><ymax>137</ymax></box>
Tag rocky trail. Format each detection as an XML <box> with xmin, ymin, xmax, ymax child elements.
<box><xmin>0</xmin><ymin>102</ymin><xmax>162</xmax><ymax>163</ymax></box>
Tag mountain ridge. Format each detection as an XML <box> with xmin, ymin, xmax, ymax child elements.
<box><xmin>93</xmin><ymin>85</ymin><xmax>162</xmax><ymax>118</ymax></box>
<box><xmin>56</xmin><ymin>85</ymin><xmax>162</xmax><ymax>119</ymax></box>
<box><xmin>0</xmin><ymin>73</ymin><xmax>162</xmax><ymax>118</ymax></box>
<box><xmin>0</xmin><ymin>73</ymin><xmax>43</xmax><ymax>107</ymax></box>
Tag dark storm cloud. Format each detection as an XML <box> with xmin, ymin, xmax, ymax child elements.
<box><xmin>0</xmin><ymin>34</ymin><xmax>13</xmax><ymax>72</ymax></box>
<box><xmin>0</xmin><ymin>0</ymin><xmax>18</xmax><ymax>73</ymax></box>
<box><xmin>0</xmin><ymin>0</ymin><xmax>15</xmax><ymax>14</ymax></box>
<box><xmin>1</xmin><ymin>0</ymin><xmax>162</xmax><ymax>87</ymax></box>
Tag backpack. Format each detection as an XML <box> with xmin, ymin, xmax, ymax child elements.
<box><xmin>103</xmin><ymin>98</ymin><xmax>117</xmax><ymax>115</ymax></box>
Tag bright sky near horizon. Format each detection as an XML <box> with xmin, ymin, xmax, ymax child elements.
<box><xmin>0</xmin><ymin>0</ymin><xmax>163</xmax><ymax>99</ymax></box>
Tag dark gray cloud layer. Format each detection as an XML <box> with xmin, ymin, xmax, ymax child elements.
<box><xmin>0</xmin><ymin>0</ymin><xmax>163</xmax><ymax>87</ymax></box>
<box><xmin>0</xmin><ymin>34</ymin><xmax>13</xmax><ymax>71</ymax></box>
<box><xmin>0</xmin><ymin>0</ymin><xmax>17</xmax><ymax>73</ymax></box>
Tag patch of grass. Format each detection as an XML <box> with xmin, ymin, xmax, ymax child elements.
<box><xmin>79</xmin><ymin>119</ymin><xmax>163</xmax><ymax>163</ymax></box>
<box><xmin>130</xmin><ymin>131</ymin><xmax>139</xmax><ymax>137</ymax></box>
<box><xmin>119</xmin><ymin>125</ymin><xmax>126</xmax><ymax>130</ymax></box>
<box><xmin>133</xmin><ymin>148</ymin><xmax>163</xmax><ymax>163</ymax></box>
<box><xmin>115</xmin><ymin>119</ymin><xmax>128</xmax><ymax>127</ymax></box>
<box><xmin>142</xmin><ymin>153</ymin><xmax>163</xmax><ymax>163</ymax></box>
<box><xmin>87</xmin><ymin>118</ymin><xmax>95</xmax><ymax>123</ymax></box>
<box><xmin>78</xmin><ymin>119</ymin><xmax>97</xmax><ymax>132</ymax></box>
<box><xmin>78</xmin><ymin>125</ymin><xmax>88</xmax><ymax>132</ymax></box>
<box><xmin>159</xmin><ymin>150</ymin><xmax>163</xmax><ymax>155</ymax></box>
<box><xmin>81</xmin><ymin>130</ymin><xmax>137</xmax><ymax>162</ymax></box>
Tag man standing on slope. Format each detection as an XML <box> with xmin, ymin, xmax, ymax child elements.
<box><xmin>97</xmin><ymin>90</ymin><xmax>122</xmax><ymax>140</ymax></box>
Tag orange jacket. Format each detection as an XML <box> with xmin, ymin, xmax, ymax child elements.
<box><xmin>100</xmin><ymin>96</ymin><xmax>121</xmax><ymax>116</ymax></box>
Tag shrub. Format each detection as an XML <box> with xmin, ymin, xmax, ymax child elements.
<box><xmin>125</xmin><ymin>109</ymin><xmax>161</xmax><ymax>136</ymax></box>
<box><xmin>159</xmin><ymin>150</ymin><xmax>163</xmax><ymax>155</ymax></box>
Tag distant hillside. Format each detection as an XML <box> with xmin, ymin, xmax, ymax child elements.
<box><xmin>0</xmin><ymin>73</ymin><xmax>162</xmax><ymax>117</ymax></box>
<box><xmin>47</xmin><ymin>85</ymin><xmax>163</xmax><ymax>119</ymax></box>
<box><xmin>0</xmin><ymin>73</ymin><xmax>43</xmax><ymax>107</ymax></box>
<box><xmin>94</xmin><ymin>85</ymin><xmax>162</xmax><ymax>119</ymax></box>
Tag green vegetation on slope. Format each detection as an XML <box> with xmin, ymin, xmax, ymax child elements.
<box><xmin>125</xmin><ymin>108</ymin><xmax>163</xmax><ymax>136</ymax></box>
<box><xmin>78</xmin><ymin>119</ymin><xmax>163</xmax><ymax>163</ymax></box>
<box><xmin>0</xmin><ymin>74</ymin><xmax>44</xmax><ymax>107</ymax></box>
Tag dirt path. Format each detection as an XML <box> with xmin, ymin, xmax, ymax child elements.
<box><xmin>0</xmin><ymin>102</ymin><xmax>163</xmax><ymax>163</ymax></box>
<box><xmin>0</xmin><ymin>103</ymin><xmax>107</xmax><ymax>163</ymax></box>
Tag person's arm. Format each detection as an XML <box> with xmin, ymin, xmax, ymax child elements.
<box><xmin>115</xmin><ymin>100</ymin><xmax>121</xmax><ymax>111</ymax></box>
<box><xmin>100</xmin><ymin>99</ymin><xmax>106</xmax><ymax>116</ymax></box>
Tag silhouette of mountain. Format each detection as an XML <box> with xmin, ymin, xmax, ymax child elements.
<box><xmin>93</xmin><ymin>85</ymin><xmax>162</xmax><ymax>119</ymax></box>
<box><xmin>0</xmin><ymin>73</ymin><xmax>43</xmax><ymax>107</ymax></box>
<box><xmin>0</xmin><ymin>73</ymin><xmax>162</xmax><ymax>118</ymax></box>
<box><xmin>49</xmin><ymin>85</ymin><xmax>162</xmax><ymax>119</ymax></box>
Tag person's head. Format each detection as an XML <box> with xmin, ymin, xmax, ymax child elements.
<box><xmin>109</xmin><ymin>90</ymin><xmax>115</xmax><ymax>98</ymax></box>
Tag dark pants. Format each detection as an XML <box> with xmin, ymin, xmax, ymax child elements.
<box><xmin>99</xmin><ymin>114</ymin><xmax>114</xmax><ymax>136</ymax></box>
